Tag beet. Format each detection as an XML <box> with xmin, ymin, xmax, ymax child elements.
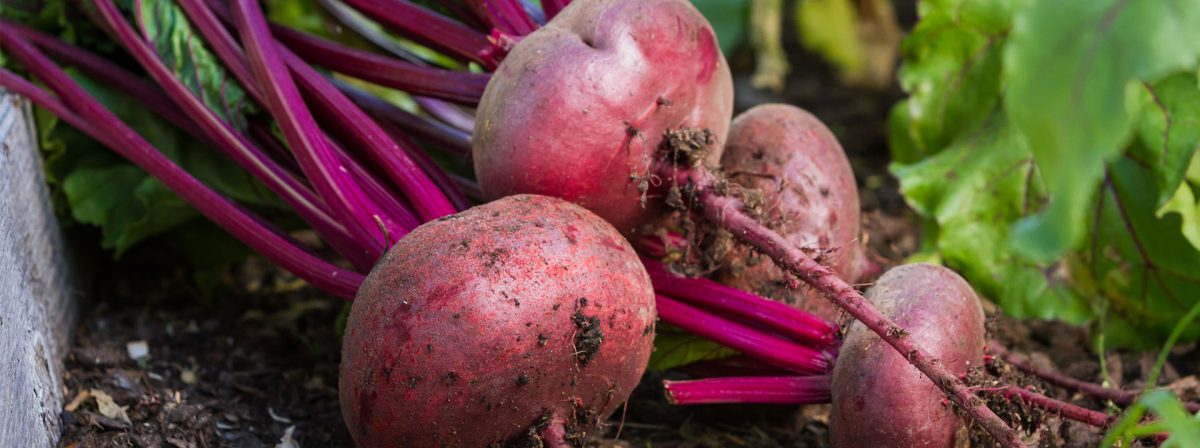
<box><xmin>472</xmin><ymin>0</ymin><xmax>734</xmax><ymax>235</ymax></box>
<box><xmin>716</xmin><ymin>104</ymin><xmax>869</xmax><ymax>320</ymax></box>
<box><xmin>340</xmin><ymin>195</ymin><xmax>656</xmax><ymax>447</ymax></box>
<box><xmin>829</xmin><ymin>264</ymin><xmax>986</xmax><ymax>447</ymax></box>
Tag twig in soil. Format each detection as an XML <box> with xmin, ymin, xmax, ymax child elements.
<box><xmin>986</xmin><ymin>341</ymin><xmax>1200</xmax><ymax>414</ymax></box>
<box><xmin>974</xmin><ymin>386</ymin><xmax>1114</xmax><ymax>428</ymax></box>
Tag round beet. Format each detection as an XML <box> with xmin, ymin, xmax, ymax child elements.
<box><xmin>716</xmin><ymin>104</ymin><xmax>868</xmax><ymax>320</ymax></box>
<box><xmin>472</xmin><ymin>0</ymin><xmax>734</xmax><ymax>235</ymax></box>
<box><xmin>829</xmin><ymin>264</ymin><xmax>986</xmax><ymax>447</ymax></box>
<box><xmin>340</xmin><ymin>195</ymin><xmax>656</xmax><ymax>447</ymax></box>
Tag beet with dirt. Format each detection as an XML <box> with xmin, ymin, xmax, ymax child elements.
<box><xmin>717</xmin><ymin>104</ymin><xmax>870</xmax><ymax>321</ymax></box>
<box><xmin>829</xmin><ymin>264</ymin><xmax>986</xmax><ymax>447</ymax></box>
<box><xmin>472</xmin><ymin>0</ymin><xmax>734</xmax><ymax>235</ymax></box>
<box><xmin>339</xmin><ymin>195</ymin><xmax>656</xmax><ymax>447</ymax></box>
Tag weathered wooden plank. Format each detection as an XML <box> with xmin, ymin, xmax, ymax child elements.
<box><xmin>0</xmin><ymin>91</ymin><xmax>78</xmax><ymax>447</ymax></box>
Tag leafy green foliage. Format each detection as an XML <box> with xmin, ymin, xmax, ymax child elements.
<box><xmin>1004</xmin><ymin>0</ymin><xmax>1200</xmax><ymax>260</ymax></box>
<box><xmin>647</xmin><ymin>324</ymin><xmax>737</xmax><ymax>372</ymax></box>
<box><xmin>37</xmin><ymin>70</ymin><xmax>280</xmax><ymax>294</ymax></box>
<box><xmin>137</xmin><ymin>0</ymin><xmax>255</xmax><ymax>129</ymax></box>
<box><xmin>893</xmin><ymin>0</ymin><xmax>1200</xmax><ymax>348</ymax></box>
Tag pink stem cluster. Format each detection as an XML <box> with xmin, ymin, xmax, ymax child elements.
<box><xmin>660</xmin><ymin>164</ymin><xmax>1024</xmax><ymax>448</ymax></box>
<box><xmin>0</xmin><ymin>31</ymin><xmax>364</xmax><ymax>298</ymax></box>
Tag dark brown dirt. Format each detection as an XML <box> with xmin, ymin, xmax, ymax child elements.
<box><xmin>59</xmin><ymin>258</ymin><xmax>353</xmax><ymax>448</ymax></box>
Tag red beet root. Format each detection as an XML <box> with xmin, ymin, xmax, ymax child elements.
<box><xmin>829</xmin><ymin>264</ymin><xmax>986</xmax><ymax>447</ymax></box>
<box><xmin>340</xmin><ymin>195</ymin><xmax>656</xmax><ymax>447</ymax></box>
<box><xmin>717</xmin><ymin>104</ymin><xmax>870</xmax><ymax>320</ymax></box>
<box><xmin>472</xmin><ymin>0</ymin><xmax>734</xmax><ymax>235</ymax></box>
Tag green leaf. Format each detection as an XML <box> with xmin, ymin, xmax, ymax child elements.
<box><xmin>893</xmin><ymin>0</ymin><xmax>1200</xmax><ymax>348</ymax></box>
<box><xmin>1157</xmin><ymin>183</ymin><xmax>1200</xmax><ymax>251</ymax></box>
<box><xmin>1137</xmin><ymin>390</ymin><xmax>1200</xmax><ymax>447</ymax></box>
<box><xmin>1004</xmin><ymin>0</ymin><xmax>1200</xmax><ymax>261</ymax></box>
<box><xmin>172</xmin><ymin>220</ymin><xmax>252</xmax><ymax>296</ymax></box>
<box><xmin>137</xmin><ymin>0</ymin><xmax>254</xmax><ymax>129</ymax></box>
<box><xmin>1131</xmin><ymin>72</ymin><xmax>1200</xmax><ymax>207</ymax></box>
<box><xmin>691</xmin><ymin>0</ymin><xmax>749</xmax><ymax>56</ymax></box>
<box><xmin>265</xmin><ymin>0</ymin><xmax>328</xmax><ymax>38</ymax></box>
<box><xmin>647</xmin><ymin>324</ymin><xmax>737</xmax><ymax>372</ymax></box>
<box><xmin>889</xmin><ymin>0</ymin><xmax>1021</xmax><ymax>164</ymax></box>
<box><xmin>893</xmin><ymin>115</ymin><xmax>1091</xmax><ymax>323</ymax></box>
<box><xmin>46</xmin><ymin>71</ymin><xmax>280</xmax><ymax>258</ymax></box>
<box><xmin>63</xmin><ymin>164</ymin><xmax>196</xmax><ymax>255</ymax></box>
<box><xmin>1075</xmin><ymin>156</ymin><xmax>1200</xmax><ymax>349</ymax></box>
<box><xmin>795</xmin><ymin>0</ymin><xmax>861</xmax><ymax>77</ymax></box>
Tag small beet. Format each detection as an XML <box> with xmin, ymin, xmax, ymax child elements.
<box><xmin>829</xmin><ymin>264</ymin><xmax>986</xmax><ymax>447</ymax></box>
<box><xmin>340</xmin><ymin>195</ymin><xmax>656</xmax><ymax>447</ymax></box>
<box><xmin>717</xmin><ymin>104</ymin><xmax>869</xmax><ymax>320</ymax></box>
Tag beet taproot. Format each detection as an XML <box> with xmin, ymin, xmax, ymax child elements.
<box><xmin>472</xmin><ymin>0</ymin><xmax>734</xmax><ymax>235</ymax></box>
<box><xmin>716</xmin><ymin>104</ymin><xmax>869</xmax><ymax>321</ymax></box>
<box><xmin>829</xmin><ymin>264</ymin><xmax>986</xmax><ymax>447</ymax></box>
<box><xmin>340</xmin><ymin>195</ymin><xmax>656</xmax><ymax>447</ymax></box>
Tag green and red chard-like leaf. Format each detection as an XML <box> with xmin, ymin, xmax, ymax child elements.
<box><xmin>137</xmin><ymin>0</ymin><xmax>255</xmax><ymax>129</ymax></box>
<box><xmin>893</xmin><ymin>0</ymin><xmax>1200</xmax><ymax>348</ymax></box>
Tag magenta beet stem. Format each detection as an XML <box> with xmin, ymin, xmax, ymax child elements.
<box><xmin>181</xmin><ymin>0</ymin><xmax>459</xmax><ymax>225</ymax></box>
<box><xmin>479</xmin><ymin>0</ymin><xmax>538</xmax><ymax>36</ymax></box>
<box><xmin>336</xmin><ymin>82</ymin><xmax>472</xmax><ymax>156</ymax></box>
<box><xmin>542</xmin><ymin>0</ymin><xmax>571</xmax><ymax>20</ymax></box>
<box><xmin>664</xmin><ymin>376</ymin><xmax>832</xmax><ymax>406</ymax></box>
<box><xmin>644</xmin><ymin>259</ymin><xmax>838</xmax><ymax>348</ymax></box>
<box><xmin>233</xmin><ymin>0</ymin><xmax>407</xmax><ymax>260</ymax></box>
<box><xmin>88</xmin><ymin>1</ymin><xmax>376</xmax><ymax>268</ymax></box>
<box><xmin>374</xmin><ymin>119</ymin><xmax>474</xmax><ymax>211</ymax></box>
<box><xmin>0</xmin><ymin>54</ymin><xmax>362</xmax><ymax>299</ymax></box>
<box><xmin>656</xmin><ymin>295</ymin><xmax>832</xmax><ymax>375</ymax></box>
<box><xmin>340</xmin><ymin>0</ymin><xmax>492</xmax><ymax>65</ymax></box>
<box><xmin>272</xmin><ymin>26</ymin><xmax>490</xmax><ymax>105</ymax></box>
<box><xmin>7</xmin><ymin>23</ymin><xmax>200</xmax><ymax>138</ymax></box>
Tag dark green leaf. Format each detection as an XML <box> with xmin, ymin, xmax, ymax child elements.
<box><xmin>691</xmin><ymin>0</ymin><xmax>749</xmax><ymax>56</ymax></box>
<box><xmin>894</xmin><ymin>0</ymin><xmax>1200</xmax><ymax>349</ymax></box>
<box><xmin>46</xmin><ymin>71</ymin><xmax>280</xmax><ymax>257</ymax></box>
<box><xmin>889</xmin><ymin>0</ymin><xmax>1021</xmax><ymax>163</ymax></box>
<box><xmin>63</xmin><ymin>164</ymin><xmax>196</xmax><ymax>255</ymax></box>
<box><xmin>1004</xmin><ymin>0</ymin><xmax>1200</xmax><ymax>261</ymax></box>
<box><xmin>893</xmin><ymin>115</ymin><xmax>1091</xmax><ymax>323</ymax></box>
<box><xmin>172</xmin><ymin>220</ymin><xmax>252</xmax><ymax>296</ymax></box>
<box><xmin>1076</xmin><ymin>156</ymin><xmax>1200</xmax><ymax>348</ymax></box>
<box><xmin>1130</xmin><ymin>72</ymin><xmax>1200</xmax><ymax>207</ymax></box>
<box><xmin>647</xmin><ymin>324</ymin><xmax>737</xmax><ymax>372</ymax></box>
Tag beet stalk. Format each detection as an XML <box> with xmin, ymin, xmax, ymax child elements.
<box><xmin>668</xmin><ymin>164</ymin><xmax>1023</xmax><ymax>447</ymax></box>
<box><xmin>0</xmin><ymin>37</ymin><xmax>363</xmax><ymax>298</ymax></box>
<box><xmin>664</xmin><ymin>376</ymin><xmax>831</xmax><ymax>405</ymax></box>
